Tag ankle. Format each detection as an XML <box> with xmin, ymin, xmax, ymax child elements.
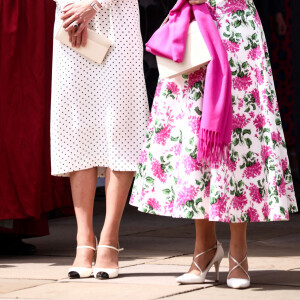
<box><xmin>195</xmin><ymin>237</ymin><xmax>217</xmax><ymax>252</ymax></box>
<box><xmin>76</xmin><ymin>232</ymin><xmax>95</xmax><ymax>246</ymax></box>
<box><xmin>99</xmin><ymin>239</ymin><xmax>119</xmax><ymax>248</ymax></box>
<box><xmin>100</xmin><ymin>229</ymin><xmax>119</xmax><ymax>247</ymax></box>
<box><xmin>229</xmin><ymin>242</ymin><xmax>247</xmax><ymax>260</ymax></box>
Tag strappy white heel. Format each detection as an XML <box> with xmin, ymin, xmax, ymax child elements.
<box><xmin>93</xmin><ymin>244</ymin><xmax>124</xmax><ymax>280</ymax></box>
<box><xmin>68</xmin><ymin>237</ymin><xmax>97</xmax><ymax>279</ymax></box>
<box><xmin>176</xmin><ymin>241</ymin><xmax>224</xmax><ymax>284</ymax></box>
<box><xmin>227</xmin><ymin>253</ymin><xmax>250</xmax><ymax>289</ymax></box>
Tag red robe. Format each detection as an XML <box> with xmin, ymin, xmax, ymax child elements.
<box><xmin>0</xmin><ymin>0</ymin><xmax>73</xmax><ymax>236</ymax></box>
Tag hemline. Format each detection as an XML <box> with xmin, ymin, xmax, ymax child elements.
<box><xmin>130</xmin><ymin>203</ymin><xmax>296</xmax><ymax>223</ymax></box>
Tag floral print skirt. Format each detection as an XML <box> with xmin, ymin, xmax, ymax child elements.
<box><xmin>130</xmin><ymin>0</ymin><xmax>298</xmax><ymax>222</ymax></box>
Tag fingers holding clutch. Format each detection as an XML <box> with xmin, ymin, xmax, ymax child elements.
<box><xmin>68</xmin><ymin>26</ymin><xmax>87</xmax><ymax>48</ymax></box>
<box><xmin>81</xmin><ymin>27</ymin><xmax>88</xmax><ymax>47</ymax></box>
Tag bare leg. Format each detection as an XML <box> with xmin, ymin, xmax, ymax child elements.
<box><xmin>188</xmin><ymin>220</ymin><xmax>217</xmax><ymax>275</ymax></box>
<box><xmin>228</xmin><ymin>223</ymin><xmax>248</xmax><ymax>279</ymax></box>
<box><xmin>95</xmin><ymin>168</ymin><xmax>134</xmax><ymax>269</ymax></box>
<box><xmin>70</xmin><ymin>167</ymin><xmax>97</xmax><ymax>268</ymax></box>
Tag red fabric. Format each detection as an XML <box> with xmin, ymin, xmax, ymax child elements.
<box><xmin>0</xmin><ymin>214</ymin><xmax>49</xmax><ymax>237</ymax></box>
<box><xmin>0</xmin><ymin>0</ymin><xmax>73</xmax><ymax>221</ymax></box>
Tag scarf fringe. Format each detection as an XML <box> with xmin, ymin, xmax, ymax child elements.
<box><xmin>197</xmin><ymin>128</ymin><xmax>230</xmax><ymax>168</ymax></box>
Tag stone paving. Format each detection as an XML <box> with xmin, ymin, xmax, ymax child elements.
<box><xmin>0</xmin><ymin>199</ymin><xmax>300</xmax><ymax>300</ymax></box>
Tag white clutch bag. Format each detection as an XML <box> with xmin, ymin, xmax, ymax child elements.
<box><xmin>55</xmin><ymin>26</ymin><xmax>113</xmax><ymax>64</ymax></box>
<box><xmin>156</xmin><ymin>21</ymin><xmax>211</xmax><ymax>79</ymax></box>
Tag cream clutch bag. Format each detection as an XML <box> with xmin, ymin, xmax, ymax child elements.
<box><xmin>156</xmin><ymin>21</ymin><xmax>211</xmax><ymax>79</ymax></box>
<box><xmin>55</xmin><ymin>26</ymin><xmax>113</xmax><ymax>64</ymax></box>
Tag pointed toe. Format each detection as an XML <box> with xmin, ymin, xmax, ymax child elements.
<box><xmin>68</xmin><ymin>271</ymin><xmax>80</xmax><ymax>279</ymax></box>
<box><xmin>68</xmin><ymin>267</ymin><xmax>93</xmax><ymax>279</ymax></box>
<box><xmin>227</xmin><ymin>278</ymin><xmax>250</xmax><ymax>289</ymax></box>
<box><xmin>176</xmin><ymin>273</ymin><xmax>205</xmax><ymax>284</ymax></box>
<box><xmin>93</xmin><ymin>267</ymin><xmax>119</xmax><ymax>279</ymax></box>
<box><xmin>96</xmin><ymin>271</ymin><xmax>110</xmax><ymax>279</ymax></box>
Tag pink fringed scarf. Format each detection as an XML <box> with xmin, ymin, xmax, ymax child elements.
<box><xmin>146</xmin><ymin>0</ymin><xmax>232</xmax><ymax>167</ymax></box>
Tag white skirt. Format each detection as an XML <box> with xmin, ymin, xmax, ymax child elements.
<box><xmin>51</xmin><ymin>0</ymin><xmax>149</xmax><ymax>177</ymax></box>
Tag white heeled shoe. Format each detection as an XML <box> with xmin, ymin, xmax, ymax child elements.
<box><xmin>68</xmin><ymin>237</ymin><xmax>97</xmax><ymax>279</ymax></box>
<box><xmin>68</xmin><ymin>245</ymin><xmax>96</xmax><ymax>279</ymax></box>
<box><xmin>176</xmin><ymin>241</ymin><xmax>224</xmax><ymax>284</ymax></box>
<box><xmin>227</xmin><ymin>253</ymin><xmax>250</xmax><ymax>289</ymax></box>
<box><xmin>93</xmin><ymin>244</ymin><xmax>124</xmax><ymax>280</ymax></box>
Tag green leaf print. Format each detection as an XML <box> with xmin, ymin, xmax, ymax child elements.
<box><xmin>233</xmin><ymin>20</ymin><xmax>242</xmax><ymax>28</ymax></box>
<box><xmin>280</xmin><ymin>207</ymin><xmax>286</xmax><ymax>216</ymax></box>
<box><xmin>289</xmin><ymin>205</ymin><xmax>298</xmax><ymax>213</ymax></box>
<box><xmin>195</xmin><ymin>106</ymin><xmax>202</xmax><ymax>116</ymax></box>
<box><xmin>146</xmin><ymin>177</ymin><xmax>154</xmax><ymax>184</ymax></box>
<box><xmin>187</xmin><ymin>211</ymin><xmax>194</xmax><ymax>219</ymax></box>
<box><xmin>229</xmin><ymin>57</ymin><xmax>235</xmax><ymax>67</ymax></box>
<box><xmin>190</xmin><ymin>146</ymin><xmax>197</xmax><ymax>160</ymax></box>
<box><xmin>194</xmin><ymin>92</ymin><xmax>201</xmax><ymax>100</ymax></box>
<box><xmin>171</xmin><ymin>136</ymin><xmax>179</xmax><ymax>142</ymax></box>
<box><xmin>200</xmin><ymin>207</ymin><xmax>205</xmax><ymax>215</ymax></box>
<box><xmin>252</xmin><ymin>33</ymin><xmax>258</xmax><ymax>40</ymax></box>
<box><xmin>275</xmin><ymin>118</ymin><xmax>281</xmax><ymax>126</ymax></box>
<box><xmin>244</xmin><ymin>44</ymin><xmax>251</xmax><ymax>51</ymax></box>
<box><xmin>155</xmin><ymin>126</ymin><xmax>163</xmax><ymax>134</ymax></box>
<box><xmin>236</xmin><ymin>10</ymin><xmax>244</xmax><ymax>17</ymax></box>
<box><xmin>242</xmin><ymin>62</ymin><xmax>249</xmax><ymax>69</ymax></box>
<box><xmin>182</xmin><ymin>74</ymin><xmax>188</xmax><ymax>79</ymax></box>
<box><xmin>264</xmin><ymin>136</ymin><xmax>270</xmax><ymax>144</ymax></box>
<box><xmin>195</xmin><ymin>198</ymin><xmax>203</xmax><ymax>205</ymax></box>
<box><xmin>179</xmin><ymin>130</ymin><xmax>183</xmax><ymax>143</ymax></box>
<box><xmin>245</xmin><ymin>138</ymin><xmax>252</xmax><ymax>148</ymax></box>
<box><xmin>209</xmin><ymin>0</ymin><xmax>216</xmax><ymax>7</ymax></box>
<box><xmin>282</xmin><ymin>140</ymin><xmax>287</xmax><ymax>148</ymax></box>
<box><xmin>186</xmin><ymin>201</ymin><xmax>199</xmax><ymax>214</ymax></box>
<box><xmin>233</xmin><ymin>138</ymin><xmax>239</xmax><ymax>146</ymax></box>
<box><xmin>163</xmin><ymin>189</ymin><xmax>171</xmax><ymax>195</ymax></box>
<box><xmin>249</xmin><ymin>20</ymin><xmax>255</xmax><ymax>30</ymax></box>
<box><xmin>194</xmin><ymin>82</ymin><xmax>201</xmax><ymax>89</ymax></box>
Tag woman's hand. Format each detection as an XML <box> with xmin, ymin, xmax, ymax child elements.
<box><xmin>61</xmin><ymin>0</ymin><xmax>100</xmax><ymax>48</ymax></box>
<box><xmin>189</xmin><ymin>0</ymin><xmax>207</xmax><ymax>5</ymax></box>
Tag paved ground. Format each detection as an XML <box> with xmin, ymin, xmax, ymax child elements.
<box><xmin>0</xmin><ymin>198</ymin><xmax>300</xmax><ymax>300</ymax></box>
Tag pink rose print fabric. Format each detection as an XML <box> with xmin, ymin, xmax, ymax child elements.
<box><xmin>130</xmin><ymin>0</ymin><xmax>298</xmax><ymax>222</ymax></box>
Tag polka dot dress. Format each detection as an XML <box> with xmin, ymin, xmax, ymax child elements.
<box><xmin>51</xmin><ymin>0</ymin><xmax>149</xmax><ymax>177</ymax></box>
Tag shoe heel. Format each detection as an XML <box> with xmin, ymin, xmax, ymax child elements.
<box><xmin>214</xmin><ymin>261</ymin><xmax>220</xmax><ymax>282</ymax></box>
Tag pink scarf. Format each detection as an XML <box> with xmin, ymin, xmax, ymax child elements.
<box><xmin>146</xmin><ymin>0</ymin><xmax>232</xmax><ymax>167</ymax></box>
